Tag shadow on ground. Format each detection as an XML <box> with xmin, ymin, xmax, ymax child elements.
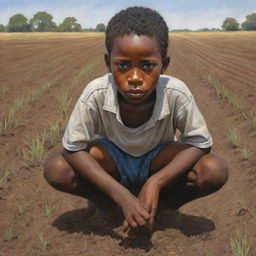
<box><xmin>52</xmin><ymin>206</ymin><xmax>215</xmax><ymax>251</ymax></box>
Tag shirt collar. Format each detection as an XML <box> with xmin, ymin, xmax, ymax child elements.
<box><xmin>102</xmin><ymin>74</ymin><xmax>118</xmax><ymax>113</ymax></box>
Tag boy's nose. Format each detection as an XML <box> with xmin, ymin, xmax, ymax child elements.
<box><xmin>127</xmin><ymin>69</ymin><xmax>143</xmax><ymax>85</ymax></box>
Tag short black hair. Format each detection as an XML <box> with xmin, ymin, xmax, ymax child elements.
<box><xmin>105</xmin><ymin>6</ymin><xmax>169</xmax><ymax>60</ymax></box>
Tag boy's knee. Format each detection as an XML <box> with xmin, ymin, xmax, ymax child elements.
<box><xmin>44</xmin><ymin>153</ymin><xmax>76</xmax><ymax>189</ymax></box>
<box><xmin>197</xmin><ymin>154</ymin><xmax>229</xmax><ymax>192</ymax></box>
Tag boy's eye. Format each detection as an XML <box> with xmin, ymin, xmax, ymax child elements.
<box><xmin>118</xmin><ymin>62</ymin><xmax>129</xmax><ymax>70</ymax></box>
<box><xmin>142</xmin><ymin>62</ymin><xmax>155</xmax><ymax>70</ymax></box>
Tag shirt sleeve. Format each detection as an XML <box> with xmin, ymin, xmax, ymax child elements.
<box><xmin>62</xmin><ymin>98</ymin><xmax>98</xmax><ymax>151</ymax></box>
<box><xmin>175</xmin><ymin>96</ymin><xmax>213</xmax><ymax>149</ymax></box>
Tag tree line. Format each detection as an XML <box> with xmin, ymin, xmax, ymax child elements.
<box><xmin>222</xmin><ymin>13</ymin><xmax>256</xmax><ymax>31</ymax></box>
<box><xmin>0</xmin><ymin>11</ymin><xmax>256</xmax><ymax>33</ymax></box>
<box><xmin>0</xmin><ymin>11</ymin><xmax>106</xmax><ymax>32</ymax></box>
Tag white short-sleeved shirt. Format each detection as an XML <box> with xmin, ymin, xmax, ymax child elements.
<box><xmin>62</xmin><ymin>73</ymin><xmax>213</xmax><ymax>156</ymax></box>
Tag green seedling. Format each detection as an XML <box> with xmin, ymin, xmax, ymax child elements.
<box><xmin>22</xmin><ymin>135</ymin><xmax>45</xmax><ymax>166</ymax></box>
<box><xmin>228</xmin><ymin>92</ymin><xmax>246</xmax><ymax>111</ymax></box>
<box><xmin>17</xmin><ymin>200</ymin><xmax>32</xmax><ymax>215</ymax></box>
<box><xmin>227</xmin><ymin>128</ymin><xmax>240</xmax><ymax>148</ymax></box>
<box><xmin>45</xmin><ymin>198</ymin><xmax>54</xmax><ymax>217</ymax></box>
<box><xmin>240</xmin><ymin>147</ymin><xmax>253</xmax><ymax>160</ymax></box>
<box><xmin>16</xmin><ymin>187</ymin><xmax>40</xmax><ymax>215</ymax></box>
<box><xmin>243</xmin><ymin>108</ymin><xmax>256</xmax><ymax>131</ymax></box>
<box><xmin>59</xmin><ymin>89</ymin><xmax>70</xmax><ymax>117</ymax></box>
<box><xmin>45</xmin><ymin>121</ymin><xmax>61</xmax><ymax>148</ymax></box>
<box><xmin>207</xmin><ymin>75</ymin><xmax>246</xmax><ymax>111</ymax></box>
<box><xmin>6</xmin><ymin>223</ymin><xmax>13</xmax><ymax>241</ymax></box>
<box><xmin>0</xmin><ymin>167</ymin><xmax>12</xmax><ymax>192</ymax></box>
<box><xmin>0</xmin><ymin>112</ymin><xmax>20</xmax><ymax>135</ymax></box>
<box><xmin>12</xmin><ymin>97</ymin><xmax>27</xmax><ymax>113</ymax></box>
<box><xmin>38</xmin><ymin>233</ymin><xmax>49</xmax><ymax>251</ymax></box>
<box><xmin>0</xmin><ymin>85</ymin><xmax>8</xmax><ymax>98</ymax></box>
<box><xmin>0</xmin><ymin>79</ymin><xmax>58</xmax><ymax>134</ymax></box>
<box><xmin>230</xmin><ymin>233</ymin><xmax>251</xmax><ymax>256</ymax></box>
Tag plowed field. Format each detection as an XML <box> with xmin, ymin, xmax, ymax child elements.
<box><xmin>0</xmin><ymin>32</ymin><xmax>256</xmax><ymax>256</ymax></box>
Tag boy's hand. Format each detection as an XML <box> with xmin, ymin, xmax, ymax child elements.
<box><xmin>119</xmin><ymin>192</ymin><xmax>150</xmax><ymax>232</ymax></box>
<box><xmin>138</xmin><ymin>178</ymin><xmax>160</xmax><ymax>231</ymax></box>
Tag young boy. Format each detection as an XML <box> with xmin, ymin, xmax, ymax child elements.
<box><xmin>44</xmin><ymin>6</ymin><xmax>228</xmax><ymax>232</ymax></box>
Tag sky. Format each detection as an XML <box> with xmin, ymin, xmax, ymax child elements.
<box><xmin>0</xmin><ymin>0</ymin><xmax>255</xmax><ymax>30</ymax></box>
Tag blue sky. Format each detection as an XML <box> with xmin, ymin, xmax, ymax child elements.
<box><xmin>0</xmin><ymin>0</ymin><xmax>255</xmax><ymax>29</ymax></box>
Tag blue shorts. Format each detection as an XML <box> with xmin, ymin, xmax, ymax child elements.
<box><xmin>95</xmin><ymin>138</ymin><xmax>169</xmax><ymax>194</ymax></box>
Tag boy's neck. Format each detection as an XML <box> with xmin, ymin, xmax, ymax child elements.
<box><xmin>118</xmin><ymin>90</ymin><xmax>156</xmax><ymax>128</ymax></box>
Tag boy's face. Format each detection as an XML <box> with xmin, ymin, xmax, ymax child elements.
<box><xmin>105</xmin><ymin>34</ymin><xmax>169</xmax><ymax>104</ymax></box>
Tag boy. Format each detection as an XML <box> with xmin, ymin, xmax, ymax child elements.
<box><xmin>44</xmin><ymin>6</ymin><xmax>228</xmax><ymax>233</ymax></box>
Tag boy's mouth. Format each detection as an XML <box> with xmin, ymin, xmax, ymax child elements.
<box><xmin>126</xmin><ymin>89</ymin><xmax>145</xmax><ymax>99</ymax></box>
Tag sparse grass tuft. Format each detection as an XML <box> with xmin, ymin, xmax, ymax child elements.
<box><xmin>0</xmin><ymin>167</ymin><xmax>13</xmax><ymax>192</ymax></box>
<box><xmin>207</xmin><ymin>75</ymin><xmax>246</xmax><ymax>111</ymax></box>
<box><xmin>0</xmin><ymin>85</ymin><xmax>8</xmax><ymax>98</ymax></box>
<box><xmin>17</xmin><ymin>200</ymin><xmax>32</xmax><ymax>215</ymax></box>
<box><xmin>230</xmin><ymin>232</ymin><xmax>251</xmax><ymax>256</ymax></box>
<box><xmin>59</xmin><ymin>89</ymin><xmax>70</xmax><ymax>117</ymax></box>
<box><xmin>44</xmin><ymin>121</ymin><xmax>61</xmax><ymax>148</ymax></box>
<box><xmin>12</xmin><ymin>97</ymin><xmax>27</xmax><ymax>113</ymax></box>
<box><xmin>38</xmin><ymin>233</ymin><xmax>49</xmax><ymax>251</ymax></box>
<box><xmin>240</xmin><ymin>147</ymin><xmax>253</xmax><ymax>160</ymax></box>
<box><xmin>227</xmin><ymin>128</ymin><xmax>240</xmax><ymax>148</ymax></box>
<box><xmin>22</xmin><ymin>135</ymin><xmax>45</xmax><ymax>166</ymax></box>
<box><xmin>0</xmin><ymin>112</ymin><xmax>20</xmax><ymax>135</ymax></box>
<box><xmin>243</xmin><ymin>107</ymin><xmax>256</xmax><ymax>131</ymax></box>
<box><xmin>0</xmin><ymin>79</ymin><xmax>59</xmax><ymax>135</ymax></box>
<box><xmin>5</xmin><ymin>223</ymin><xmax>13</xmax><ymax>241</ymax></box>
<box><xmin>45</xmin><ymin>198</ymin><xmax>54</xmax><ymax>217</ymax></box>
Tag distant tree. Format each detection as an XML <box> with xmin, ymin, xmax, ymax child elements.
<box><xmin>0</xmin><ymin>24</ymin><xmax>6</xmax><ymax>32</ymax></box>
<box><xmin>58</xmin><ymin>17</ymin><xmax>82</xmax><ymax>32</ymax></box>
<box><xmin>96</xmin><ymin>23</ymin><xmax>106</xmax><ymax>32</ymax></box>
<box><xmin>222</xmin><ymin>17</ymin><xmax>239</xmax><ymax>31</ymax></box>
<box><xmin>241</xmin><ymin>13</ymin><xmax>256</xmax><ymax>30</ymax></box>
<box><xmin>30</xmin><ymin>11</ymin><xmax>56</xmax><ymax>32</ymax></box>
<box><xmin>7</xmin><ymin>14</ymin><xmax>31</xmax><ymax>32</ymax></box>
<box><xmin>84</xmin><ymin>28</ymin><xmax>95</xmax><ymax>32</ymax></box>
<box><xmin>197</xmin><ymin>28</ymin><xmax>210</xmax><ymax>32</ymax></box>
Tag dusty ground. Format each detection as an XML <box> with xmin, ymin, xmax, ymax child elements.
<box><xmin>0</xmin><ymin>32</ymin><xmax>255</xmax><ymax>256</ymax></box>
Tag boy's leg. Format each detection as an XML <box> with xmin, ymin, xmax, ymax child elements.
<box><xmin>44</xmin><ymin>142</ymin><xmax>120</xmax><ymax>208</ymax></box>
<box><xmin>149</xmin><ymin>142</ymin><xmax>229</xmax><ymax>209</ymax></box>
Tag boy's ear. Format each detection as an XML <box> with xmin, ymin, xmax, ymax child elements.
<box><xmin>161</xmin><ymin>56</ymin><xmax>170</xmax><ymax>73</ymax></box>
<box><xmin>104</xmin><ymin>54</ymin><xmax>111</xmax><ymax>72</ymax></box>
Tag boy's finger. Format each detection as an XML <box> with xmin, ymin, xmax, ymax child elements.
<box><xmin>141</xmin><ymin>208</ymin><xmax>150</xmax><ymax>220</ymax></box>
<box><xmin>122</xmin><ymin>220</ymin><xmax>129</xmax><ymax>231</ymax></box>
<box><xmin>150</xmin><ymin>207</ymin><xmax>157</xmax><ymax>219</ymax></box>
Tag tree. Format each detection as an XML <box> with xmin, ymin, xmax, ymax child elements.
<box><xmin>30</xmin><ymin>11</ymin><xmax>56</xmax><ymax>32</ymax></box>
<box><xmin>7</xmin><ymin>14</ymin><xmax>31</xmax><ymax>32</ymax></box>
<box><xmin>58</xmin><ymin>17</ymin><xmax>82</xmax><ymax>32</ymax></box>
<box><xmin>241</xmin><ymin>13</ymin><xmax>256</xmax><ymax>30</ymax></box>
<box><xmin>222</xmin><ymin>17</ymin><xmax>239</xmax><ymax>31</ymax></box>
<box><xmin>96</xmin><ymin>23</ymin><xmax>106</xmax><ymax>32</ymax></box>
<box><xmin>0</xmin><ymin>24</ymin><xmax>6</xmax><ymax>32</ymax></box>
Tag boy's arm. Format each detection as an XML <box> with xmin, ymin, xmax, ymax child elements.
<box><xmin>63</xmin><ymin>149</ymin><xmax>150</xmax><ymax>228</ymax></box>
<box><xmin>138</xmin><ymin>145</ymin><xmax>210</xmax><ymax>229</ymax></box>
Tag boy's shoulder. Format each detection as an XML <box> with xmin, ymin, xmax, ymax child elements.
<box><xmin>79</xmin><ymin>73</ymin><xmax>114</xmax><ymax>103</ymax></box>
<box><xmin>158</xmin><ymin>74</ymin><xmax>193</xmax><ymax>101</ymax></box>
